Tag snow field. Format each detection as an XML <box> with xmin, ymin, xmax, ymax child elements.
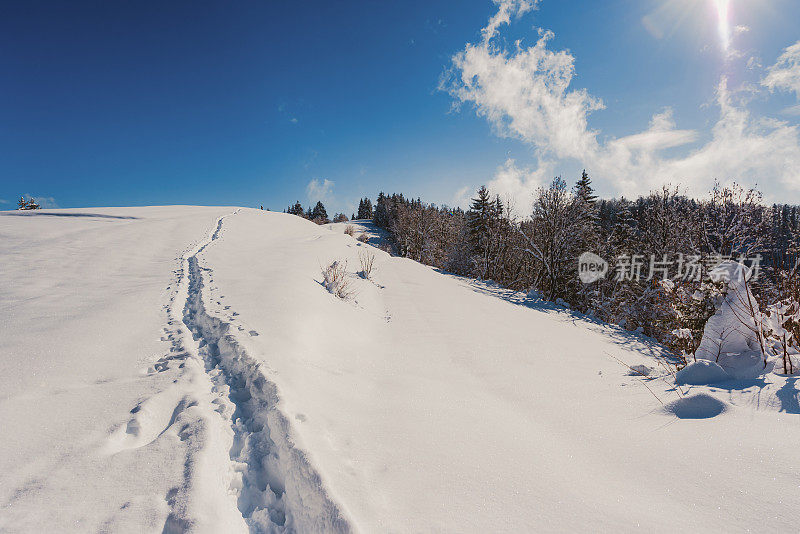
<box><xmin>4</xmin><ymin>207</ymin><xmax>800</xmax><ymax>533</ymax></box>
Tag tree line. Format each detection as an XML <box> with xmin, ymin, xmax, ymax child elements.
<box><xmin>284</xmin><ymin>197</ymin><xmax>376</xmax><ymax>225</ymax></box>
<box><xmin>362</xmin><ymin>175</ymin><xmax>800</xmax><ymax>363</ymax></box>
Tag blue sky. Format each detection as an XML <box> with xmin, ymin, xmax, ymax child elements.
<box><xmin>3</xmin><ymin>0</ymin><xmax>800</xmax><ymax>215</ymax></box>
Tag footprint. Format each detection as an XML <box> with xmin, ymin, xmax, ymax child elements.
<box><xmin>102</xmin><ymin>389</ymin><xmax>194</xmax><ymax>455</ymax></box>
<box><xmin>248</xmin><ymin>330</ymin><xmax>259</xmax><ymax>337</ymax></box>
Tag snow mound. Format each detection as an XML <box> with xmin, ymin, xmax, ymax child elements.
<box><xmin>665</xmin><ymin>394</ymin><xmax>728</xmax><ymax>419</ymax></box>
<box><xmin>675</xmin><ymin>360</ymin><xmax>730</xmax><ymax>385</ymax></box>
<box><xmin>720</xmin><ymin>350</ymin><xmax>772</xmax><ymax>380</ymax></box>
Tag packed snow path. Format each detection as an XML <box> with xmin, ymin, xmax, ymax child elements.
<box><xmin>3</xmin><ymin>206</ymin><xmax>800</xmax><ymax>533</ymax></box>
<box><xmin>176</xmin><ymin>211</ymin><xmax>349</xmax><ymax>532</ymax></box>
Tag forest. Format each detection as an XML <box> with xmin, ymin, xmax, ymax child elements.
<box><xmin>314</xmin><ymin>174</ymin><xmax>800</xmax><ymax>367</ymax></box>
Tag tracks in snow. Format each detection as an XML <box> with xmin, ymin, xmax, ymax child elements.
<box><xmin>176</xmin><ymin>211</ymin><xmax>350</xmax><ymax>533</ymax></box>
<box><xmin>101</xmin><ymin>210</ymin><xmax>350</xmax><ymax>533</ymax></box>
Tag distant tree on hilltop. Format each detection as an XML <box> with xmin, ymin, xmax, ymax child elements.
<box><xmin>17</xmin><ymin>197</ymin><xmax>40</xmax><ymax>210</ymax></box>
<box><xmin>312</xmin><ymin>201</ymin><xmax>329</xmax><ymax>224</ymax></box>
<box><xmin>357</xmin><ymin>198</ymin><xmax>373</xmax><ymax>220</ymax></box>
<box><xmin>286</xmin><ymin>201</ymin><xmax>304</xmax><ymax>216</ymax></box>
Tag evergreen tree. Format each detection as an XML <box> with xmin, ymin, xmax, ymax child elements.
<box><xmin>17</xmin><ymin>197</ymin><xmax>26</xmax><ymax>210</ymax></box>
<box><xmin>374</xmin><ymin>192</ymin><xmax>389</xmax><ymax>228</ymax></box>
<box><xmin>574</xmin><ymin>170</ymin><xmax>598</xmax><ymax>206</ymax></box>
<box><xmin>357</xmin><ymin>197</ymin><xmax>374</xmax><ymax>219</ymax></box>
<box><xmin>311</xmin><ymin>201</ymin><xmax>328</xmax><ymax>223</ymax></box>
<box><xmin>467</xmin><ymin>187</ymin><xmax>491</xmax><ymax>249</ymax></box>
<box><xmin>287</xmin><ymin>201</ymin><xmax>304</xmax><ymax>216</ymax></box>
<box><xmin>467</xmin><ymin>186</ymin><xmax>496</xmax><ymax>279</ymax></box>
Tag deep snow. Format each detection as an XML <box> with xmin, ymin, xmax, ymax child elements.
<box><xmin>2</xmin><ymin>207</ymin><xmax>800</xmax><ymax>533</ymax></box>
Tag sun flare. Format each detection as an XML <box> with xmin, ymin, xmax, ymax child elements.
<box><xmin>714</xmin><ymin>0</ymin><xmax>731</xmax><ymax>51</ymax></box>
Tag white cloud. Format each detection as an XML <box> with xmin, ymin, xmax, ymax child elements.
<box><xmin>746</xmin><ymin>56</ymin><xmax>762</xmax><ymax>70</ymax></box>
<box><xmin>306</xmin><ymin>178</ymin><xmax>335</xmax><ymax>205</ymax></box>
<box><xmin>482</xmin><ymin>0</ymin><xmax>538</xmax><ymax>42</ymax></box>
<box><xmin>451</xmin><ymin>185</ymin><xmax>472</xmax><ymax>210</ymax></box>
<box><xmin>763</xmin><ymin>41</ymin><xmax>800</xmax><ymax>100</ymax></box>
<box><xmin>444</xmin><ymin>28</ymin><xmax>603</xmax><ymax>161</ymax></box>
<box><xmin>445</xmin><ymin>1</ymin><xmax>800</xmax><ymax>204</ymax></box>
<box><xmin>591</xmin><ymin>80</ymin><xmax>800</xmax><ymax>197</ymax></box>
<box><xmin>784</xmin><ymin>104</ymin><xmax>800</xmax><ymax>116</ymax></box>
<box><xmin>486</xmin><ymin>158</ymin><xmax>551</xmax><ymax>216</ymax></box>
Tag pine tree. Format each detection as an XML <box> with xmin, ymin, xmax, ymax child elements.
<box><xmin>311</xmin><ymin>201</ymin><xmax>328</xmax><ymax>223</ymax></box>
<box><xmin>467</xmin><ymin>187</ymin><xmax>491</xmax><ymax>247</ymax></box>
<box><xmin>357</xmin><ymin>197</ymin><xmax>373</xmax><ymax>219</ymax></box>
<box><xmin>287</xmin><ymin>201</ymin><xmax>304</xmax><ymax>216</ymax></box>
<box><xmin>574</xmin><ymin>170</ymin><xmax>598</xmax><ymax>206</ymax></box>
<box><xmin>466</xmin><ymin>186</ymin><xmax>495</xmax><ymax>279</ymax></box>
<box><xmin>374</xmin><ymin>192</ymin><xmax>389</xmax><ymax>228</ymax></box>
<box><xmin>17</xmin><ymin>197</ymin><xmax>26</xmax><ymax>210</ymax></box>
<box><xmin>572</xmin><ymin>170</ymin><xmax>600</xmax><ymax>254</ymax></box>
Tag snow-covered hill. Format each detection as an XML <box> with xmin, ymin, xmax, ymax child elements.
<box><xmin>2</xmin><ymin>207</ymin><xmax>800</xmax><ymax>533</ymax></box>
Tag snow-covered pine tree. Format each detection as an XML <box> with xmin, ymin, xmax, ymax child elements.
<box><xmin>574</xmin><ymin>170</ymin><xmax>598</xmax><ymax>206</ymax></box>
<box><xmin>17</xmin><ymin>197</ymin><xmax>26</xmax><ymax>210</ymax></box>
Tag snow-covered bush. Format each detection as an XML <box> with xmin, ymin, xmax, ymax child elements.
<box><xmin>357</xmin><ymin>232</ymin><xmax>369</xmax><ymax>243</ymax></box>
<box><xmin>764</xmin><ymin>301</ymin><xmax>800</xmax><ymax>374</ymax></box>
<box><xmin>344</xmin><ymin>225</ymin><xmax>355</xmax><ymax>237</ymax></box>
<box><xmin>695</xmin><ymin>261</ymin><xmax>768</xmax><ymax>378</ymax></box>
<box><xmin>358</xmin><ymin>249</ymin><xmax>375</xmax><ymax>279</ymax></box>
<box><xmin>323</xmin><ymin>260</ymin><xmax>352</xmax><ymax>299</ymax></box>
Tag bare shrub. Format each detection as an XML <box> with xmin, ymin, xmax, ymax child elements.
<box><xmin>358</xmin><ymin>249</ymin><xmax>375</xmax><ymax>279</ymax></box>
<box><xmin>357</xmin><ymin>232</ymin><xmax>370</xmax><ymax>243</ymax></box>
<box><xmin>344</xmin><ymin>225</ymin><xmax>355</xmax><ymax>236</ymax></box>
<box><xmin>323</xmin><ymin>260</ymin><xmax>352</xmax><ymax>299</ymax></box>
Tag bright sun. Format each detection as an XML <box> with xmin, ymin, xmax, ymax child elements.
<box><xmin>642</xmin><ymin>0</ymin><xmax>752</xmax><ymax>57</ymax></box>
<box><xmin>714</xmin><ymin>0</ymin><xmax>731</xmax><ymax>51</ymax></box>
